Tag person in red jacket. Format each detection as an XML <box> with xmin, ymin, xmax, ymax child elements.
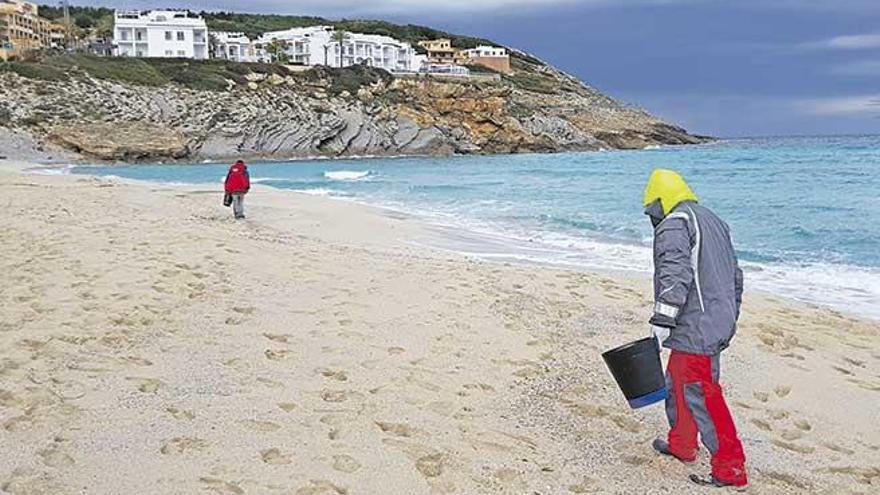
<box><xmin>224</xmin><ymin>160</ymin><xmax>250</xmax><ymax>219</ymax></box>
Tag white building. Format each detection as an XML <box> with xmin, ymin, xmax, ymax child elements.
<box><xmin>256</xmin><ymin>26</ymin><xmax>418</xmax><ymax>73</ymax></box>
<box><xmin>463</xmin><ymin>46</ymin><xmax>506</xmax><ymax>58</ymax></box>
<box><xmin>212</xmin><ymin>31</ymin><xmax>256</xmax><ymax>62</ymax></box>
<box><xmin>114</xmin><ymin>10</ymin><xmax>208</xmax><ymax>59</ymax></box>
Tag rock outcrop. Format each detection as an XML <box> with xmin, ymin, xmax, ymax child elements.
<box><xmin>0</xmin><ymin>57</ymin><xmax>709</xmax><ymax>162</ymax></box>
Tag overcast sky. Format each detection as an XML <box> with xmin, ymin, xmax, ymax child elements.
<box><xmin>80</xmin><ymin>0</ymin><xmax>879</xmax><ymax>137</ymax></box>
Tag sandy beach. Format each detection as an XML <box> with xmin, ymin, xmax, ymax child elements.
<box><xmin>1</xmin><ymin>159</ymin><xmax>878</xmax><ymax>495</ymax></box>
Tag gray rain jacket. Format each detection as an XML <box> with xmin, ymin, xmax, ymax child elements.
<box><xmin>653</xmin><ymin>201</ymin><xmax>743</xmax><ymax>355</ymax></box>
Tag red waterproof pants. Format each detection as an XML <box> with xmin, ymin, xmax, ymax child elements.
<box><xmin>665</xmin><ymin>351</ymin><xmax>748</xmax><ymax>486</ymax></box>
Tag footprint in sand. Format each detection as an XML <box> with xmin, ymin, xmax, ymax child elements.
<box><xmin>332</xmin><ymin>455</ymin><xmax>361</xmax><ymax>473</ymax></box>
<box><xmin>317</xmin><ymin>368</ymin><xmax>348</xmax><ymax>382</ymax></box>
<box><xmin>238</xmin><ymin>419</ymin><xmax>282</xmax><ymax>432</ymax></box>
<box><xmin>161</xmin><ymin>437</ymin><xmax>209</xmax><ymax>455</ymax></box>
<box><xmin>260</xmin><ymin>448</ymin><xmax>293</xmax><ymax>465</ymax></box>
<box><xmin>277</xmin><ymin>402</ymin><xmax>297</xmax><ymax>412</ymax></box>
<box><xmin>774</xmin><ymin>385</ymin><xmax>792</xmax><ymax>398</ymax></box>
<box><xmin>751</xmin><ymin>418</ymin><xmax>772</xmax><ymax>432</ymax></box>
<box><xmin>832</xmin><ymin>366</ymin><xmax>855</xmax><ymax>376</ymax></box>
<box><xmin>771</xmin><ymin>438</ymin><xmax>815</xmax><ymax>454</ymax></box>
<box><xmin>609</xmin><ymin>415</ymin><xmax>643</xmax><ymax>433</ymax></box>
<box><xmin>820</xmin><ymin>466</ymin><xmax>880</xmax><ymax>485</ymax></box>
<box><xmin>294</xmin><ymin>480</ymin><xmax>347</xmax><ymax>495</ymax></box>
<box><xmin>263</xmin><ymin>333</ymin><xmax>293</xmax><ymax>344</ymax></box>
<box><xmin>232</xmin><ymin>306</ymin><xmax>255</xmax><ymax>315</ymax></box>
<box><xmin>793</xmin><ymin>419</ymin><xmax>812</xmax><ymax>431</ymax></box>
<box><xmin>1</xmin><ymin>468</ymin><xmax>64</xmax><ymax>494</ymax></box>
<box><xmin>568</xmin><ymin>477</ymin><xmax>598</xmax><ymax>494</ymax></box>
<box><xmin>768</xmin><ymin>409</ymin><xmax>790</xmax><ymax>421</ymax></box>
<box><xmin>320</xmin><ymin>390</ymin><xmax>362</xmax><ymax>403</ymax></box>
<box><xmin>166</xmin><ymin>407</ymin><xmax>195</xmax><ymax>420</ymax></box>
<box><xmin>256</xmin><ymin>377</ymin><xmax>284</xmax><ymax>389</ymax></box>
<box><xmin>199</xmin><ymin>477</ymin><xmax>244</xmax><ymax>495</ymax></box>
<box><xmin>822</xmin><ymin>442</ymin><xmax>855</xmax><ymax>455</ymax></box>
<box><xmin>752</xmin><ymin>391</ymin><xmax>770</xmax><ymax>403</ymax></box>
<box><xmin>265</xmin><ymin>349</ymin><xmax>291</xmax><ymax>361</ymax></box>
<box><xmin>375</xmin><ymin>421</ymin><xmax>417</xmax><ymax>438</ymax></box>
<box><xmin>37</xmin><ymin>447</ymin><xmax>75</xmax><ymax>467</ymax></box>
<box><xmin>490</xmin><ymin>468</ymin><xmax>527</xmax><ymax>492</ymax></box>
<box><xmin>780</xmin><ymin>429</ymin><xmax>804</xmax><ymax>441</ymax></box>
<box><xmin>382</xmin><ymin>438</ymin><xmax>451</xmax><ymax>481</ymax></box>
<box><xmin>760</xmin><ymin>470</ymin><xmax>813</xmax><ymax>490</ymax></box>
<box><xmin>415</xmin><ymin>453</ymin><xmax>447</xmax><ymax>478</ymax></box>
<box><xmin>121</xmin><ymin>356</ymin><xmax>153</xmax><ymax>367</ymax></box>
<box><xmin>127</xmin><ymin>377</ymin><xmax>163</xmax><ymax>394</ymax></box>
<box><xmin>621</xmin><ymin>455</ymin><xmax>650</xmax><ymax>466</ymax></box>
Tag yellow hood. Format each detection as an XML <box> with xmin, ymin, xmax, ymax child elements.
<box><xmin>643</xmin><ymin>169</ymin><xmax>698</xmax><ymax>216</ymax></box>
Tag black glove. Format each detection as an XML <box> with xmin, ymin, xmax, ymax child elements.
<box><xmin>649</xmin><ymin>312</ymin><xmax>676</xmax><ymax>329</ymax></box>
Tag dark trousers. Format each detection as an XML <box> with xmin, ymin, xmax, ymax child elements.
<box><xmin>232</xmin><ymin>193</ymin><xmax>245</xmax><ymax>218</ymax></box>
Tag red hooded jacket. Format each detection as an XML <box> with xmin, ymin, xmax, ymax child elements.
<box><xmin>224</xmin><ymin>161</ymin><xmax>250</xmax><ymax>194</ymax></box>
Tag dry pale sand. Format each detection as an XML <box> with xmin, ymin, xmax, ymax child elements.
<box><xmin>0</xmin><ymin>160</ymin><xmax>878</xmax><ymax>495</ymax></box>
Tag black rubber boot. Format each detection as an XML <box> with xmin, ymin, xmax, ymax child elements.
<box><xmin>652</xmin><ymin>438</ymin><xmax>696</xmax><ymax>464</ymax></box>
<box><xmin>689</xmin><ymin>474</ymin><xmax>747</xmax><ymax>489</ymax></box>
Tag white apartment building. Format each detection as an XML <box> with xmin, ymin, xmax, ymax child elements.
<box><xmin>114</xmin><ymin>10</ymin><xmax>208</xmax><ymax>59</ymax></box>
<box><xmin>212</xmin><ymin>31</ymin><xmax>256</xmax><ymax>62</ymax></box>
<box><xmin>257</xmin><ymin>26</ymin><xmax>418</xmax><ymax>73</ymax></box>
<box><xmin>461</xmin><ymin>45</ymin><xmax>508</xmax><ymax>58</ymax></box>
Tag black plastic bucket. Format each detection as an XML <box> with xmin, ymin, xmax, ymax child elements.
<box><xmin>602</xmin><ymin>337</ymin><xmax>667</xmax><ymax>409</ymax></box>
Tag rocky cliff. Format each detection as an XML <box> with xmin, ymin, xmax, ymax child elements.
<box><xmin>0</xmin><ymin>54</ymin><xmax>709</xmax><ymax>162</ymax></box>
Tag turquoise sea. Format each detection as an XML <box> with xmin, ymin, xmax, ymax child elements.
<box><xmin>71</xmin><ymin>135</ymin><xmax>880</xmax><ymax>319</ymax></box>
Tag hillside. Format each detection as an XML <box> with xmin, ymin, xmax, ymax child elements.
<box><xmin>3</xmin><ymin>13</ymin><xmax>708</xmax><ymax>162</ymax></box>
<box><xmin>38</xmin><ymin>6</ymin><xmax>502</xmax><ymax>49</ymax></box>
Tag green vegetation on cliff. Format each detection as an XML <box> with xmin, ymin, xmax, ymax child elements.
<box><xmin>0</xmin><ymin>54</ymin><xmax>294</xmax><ymax>91</ymax></box>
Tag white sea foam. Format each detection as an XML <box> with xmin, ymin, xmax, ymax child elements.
<box><xmin>744</xmin><ymin>261</ymin><xmax>880</xmax><ymax>320</ymax></box>
<box><xmin>251</xmin><ymin>177</ymin><xmax>290</xmax><ymax>183</ymax></box>
<box><xmin>413</xmin><ymin>216</ymin><xmax>880</xmax><ymax>320</ymax></box>
<box><xmin>323</xmin><ymin>170</ymin><xmax>373</xmax><ymax>181</ymax></box>
<box><xmin>294</xmin><ymin>188</ymin><xmax>343</xmax><ymax>197</ymax></box>
<box><xmin>24</xmin><ymin>164</ymin><xmax>76</xmax><ymax>175</ymax></box>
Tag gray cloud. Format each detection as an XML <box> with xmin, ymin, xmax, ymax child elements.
<box><xmin>802</xmin><ymin>33</ymin><xmax>880</xmax><ymax>51</ymax></box>
<box><xmin>796</xmin><ymin>94</ymin><xmax>880</xmax><ymax>116</ymax></box>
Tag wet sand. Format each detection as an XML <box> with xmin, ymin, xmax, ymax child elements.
<box><xmin>1</xmin><ymin>160</ymin><xmax>878</xmax><ymax>494</ymax></box>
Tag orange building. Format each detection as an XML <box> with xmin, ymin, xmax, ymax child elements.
<box><xmin>419</xmin><ymin>38</ymin><xmax>512</xmax><ymax>74</ymax></box>
<box><xmin>418</xmin><ymin>38</ymin><xmax>458</xmax><ymax>64</ymax></box>
<box><xmin>0</xmin><ymin>0</ymin><xmax>55</xmax><ymax>60</ymax></box>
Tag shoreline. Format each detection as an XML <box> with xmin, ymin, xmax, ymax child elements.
<box><xmin>19</xmin><ymin>141</ymin><xmax>712</xmax><ymax>168</ymax></box>
<box><xmin>33</xmin><ymin>158</ymin><xmax>880</xmax><ymax>322</ymax></box>
<box><xmin>1</xmin><ymin>158</ymin><xmax>879</xmax><ymax>494</ymax></box>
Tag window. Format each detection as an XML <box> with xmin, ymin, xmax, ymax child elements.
<box><xmin>120</xmin><ymin>30</ymin><xmax>129</xmax><ymax>41</ymax></box>
<box><xmin>177</xmin><ymin>32</ymin><xmax>185</xmax><ymax>41</ymax></box>
<box><xmin>165</xmin><ymin>50</ymin><xmax>172</xmax><ymax>56</ymax></box>
<box><xmin>177</xmin><ymin>50</ymin><xmax>185</xmax><ymax>57</ymax></box>
<box><xmin>165</xmin><ymin>31</ymin><xmax>172</xmax><ymax>41</ymax></box>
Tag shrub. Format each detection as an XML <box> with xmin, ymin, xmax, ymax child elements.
<box><xmin>0</xmin><ymin>60</ymin><xmax>69</xmax><ymax>81</ymax></box>
<box><xmin>322</xmin><ymin>65</ymin><xmax>391</xmax><ymax>96</ymax></box>
<box><xmin>57</xmin><ymin>55</ymin><xmax>166</xmax><ymax>86</ymax></box>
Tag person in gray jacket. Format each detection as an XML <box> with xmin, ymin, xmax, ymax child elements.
<box><xmin>643</xmin><ymin>169</ymin><xmax>748</xmax><ymax>488</ymax></box>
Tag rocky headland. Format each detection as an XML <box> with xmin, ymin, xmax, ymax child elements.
<box><xmin>0</xmin><ymin>52</ymin><xmax>710</xmax><ymax>163</ymax></box>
